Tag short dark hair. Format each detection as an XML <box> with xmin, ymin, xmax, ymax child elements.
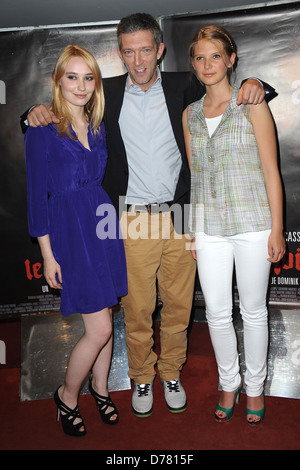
<box><xmin>117</xmin><ymin>13</ymin><xmax>163</xmax><ymax>49</ymax></box>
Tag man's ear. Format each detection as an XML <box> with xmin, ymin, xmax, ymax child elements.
<box><xmin>117</xmin><ymin>48</ymin><xmax>124</xmax><ymax>62</ymax></box>
<box><xmin>157</xmin><ymin>42</ymin><xmax>165</xmax><ymax>61</ymax></box>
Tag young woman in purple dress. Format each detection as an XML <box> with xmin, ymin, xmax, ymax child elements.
<box><xmin>25</xmin><ymin>45</ymin><xmax>127</xmax><ymax>436</ymax></box>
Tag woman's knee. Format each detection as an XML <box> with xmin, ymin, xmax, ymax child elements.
<box><xmin>240</xmin><ymin>304</ymin><xmax>268</xmax><ymax>327</ymax></box>
<box><xmin>206</xmin><ymin>305</ymin><xmax>233</xmax><ymax>329</ymax></box>
<box><xmin>83</xmin><ymin>309</ymin><xmax>113</xmax><ymax>345</ymax></box>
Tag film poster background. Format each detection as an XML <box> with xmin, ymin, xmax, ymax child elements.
<box><xmin>0</xmin><ymin>3</ymin><xmax>299</xmax><ymax>317</ymax></box>
<box><xmin>159</xmin><ymin>2</ymin><xmax>300</xmax><ymax>307</ymax></box>
<box><xmin>0</xmin><ymin>24</ymin><xmax>125</xmax><ymax>316</ymax></box>
<box><xmin>0</xmin><ymin>2</ymin><xmax>299</xmax><ymax>399</ymax></box>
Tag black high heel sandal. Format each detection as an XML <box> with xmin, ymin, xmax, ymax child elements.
<box><xmin>89</xmin><ymin>378</ymin><xmax>119</xmax><ymax>425</ymax></box>
<box><xmin>54</xmin><ymin>387</ymin><xmax>86</xmax><ymax>437</ymax></box>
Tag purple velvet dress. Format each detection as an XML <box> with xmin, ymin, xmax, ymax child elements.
<box><xmin>25</xmin><ymin>122</ymin><xmax>127</xmax><ymax>316</ymax></box>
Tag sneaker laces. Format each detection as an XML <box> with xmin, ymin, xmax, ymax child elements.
<box><xmin>166</xmin><ymin>380</ymin><xmax>180</xmax><ymax>393</ymax></box>
<box><xmin>137</xmin><ymin>383</ymin><xmax>151</xmax><ymax>397</ymax></box>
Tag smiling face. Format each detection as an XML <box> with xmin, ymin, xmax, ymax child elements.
<box><xmin>192</xmin><ymin>38</ymin><xmax>236</xmax><ymax>87</ymax></box>
<box><xmin>118</xmin><ymin>29</ymin><xmax>165</xmax><ymax>91</ymax></box>
<box><xmin>59</xmin><ymin>56</ymin><xmax>96</xmax><ymax>110</ymax></box>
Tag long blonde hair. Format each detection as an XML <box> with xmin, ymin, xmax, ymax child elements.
<box><xmin>50</xmin><ymin>45</ymin><xmax>105</xmax><ymax>139</ymax></box>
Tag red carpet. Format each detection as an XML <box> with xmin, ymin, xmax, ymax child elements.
<box><xmin>0</xmin><ymin>318</ymin><xmax>299</xmax><ymax>451</ymax></box>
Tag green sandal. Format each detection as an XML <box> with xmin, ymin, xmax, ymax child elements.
<box><xmin>246</xmin><ymin>392</ymin><xmax>265</xmax><ymax>426</ymax></box>
<box><xmin>215</xmin><ymin>386</ymin><xmax>241</xmax><ymax>423</ymax></box>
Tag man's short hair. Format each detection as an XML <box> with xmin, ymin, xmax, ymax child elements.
<box><xmin>117</xmin><ymin>13</ymin><xmax>163</xmax><ymax>49</ymax></box>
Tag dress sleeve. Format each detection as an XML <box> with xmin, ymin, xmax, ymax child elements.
<box><xmin>24</xmin><ymin>127</ymin><xmax>50</xmax><ymax>237</ymax></box>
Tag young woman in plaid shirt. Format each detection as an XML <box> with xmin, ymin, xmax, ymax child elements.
<box><xmin>183</xmin><ymin>25</ymin><xmax>285</xmax><ymax>426</ymax></box>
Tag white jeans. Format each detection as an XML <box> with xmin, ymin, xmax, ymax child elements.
<box><xmin>195</xmin><ymin>230</ymin><xmax>271</xmax><ymax>397</ymax></box>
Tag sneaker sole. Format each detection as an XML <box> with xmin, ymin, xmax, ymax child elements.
<box><xmin>132</xmin><ymin>407</ymin><xmax>153</xmax><ymax>418</ymax></box>
<box><xmin>166</xmin><ymin>402</ymin><xmax>187</xmax><ymax>413</ymax></box>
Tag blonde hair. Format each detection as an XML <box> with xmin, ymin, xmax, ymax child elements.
<box><xmin>50</xmin><ymin>45</ymin><xmax>104</xmax><ymax>139</ymax></box>
<box><xmin>189</xmin><ymin>25</ymin><xmax>238</xmax><ymax>82</ymax></box>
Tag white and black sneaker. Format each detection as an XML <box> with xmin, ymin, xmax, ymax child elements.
<box><xmin>132</xmin><ymin>382</ymin><xmax>153</xmax><ymax>418</ymax></box>
<box><xmin>161</xmin><ymin>378</ymin><xmax>187</xmax><ymax>413</ymax></box>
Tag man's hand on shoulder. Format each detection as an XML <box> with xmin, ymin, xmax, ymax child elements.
<box><xmin>28</xmin><ymin>105</ymin><xmax>60</xmax><ymax>127</ymax></box>
<box><xmin>236</xmin><ymin>78</ymin><xmax>265</xmax><ymax>106</ymax></box>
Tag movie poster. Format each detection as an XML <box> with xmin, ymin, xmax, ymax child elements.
<box><xmin>0</xmin><ymin>2</ymin><xmax>299</xmax><ymax>318</ymax></box>
<box><xmin>159</xmin><ymin>1</ymin><xmax>300</xmax><ymax>306</ymax></box>
<box><xmin>0</xmin><ymin>23</ymin><xmax>125</xmax><ymax>316</ymax></box>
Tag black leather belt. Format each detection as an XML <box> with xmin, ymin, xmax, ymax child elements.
<box><xmin>126</xmin><ymin>202</ymin><xmax>172</xmax><ymax>214</ymax></box>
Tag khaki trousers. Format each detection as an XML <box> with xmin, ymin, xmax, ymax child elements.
<box><xmin>120</xmin><ymin>209</ymin><xmax>196</xmax><ymax>384</ymax></box>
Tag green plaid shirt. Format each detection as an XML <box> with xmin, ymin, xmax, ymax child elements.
<box><xmin>187</xmin><ymin>88</ymin><xmax>272</xmax><ymax>236</ymax></box>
